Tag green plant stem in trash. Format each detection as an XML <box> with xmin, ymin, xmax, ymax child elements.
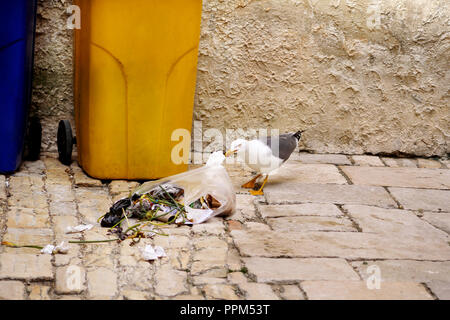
<box><xmin>69</xmin><ymin>239</ymin><xmax>119</xmax><ymax>244</ymax></box>
<box><xmin>97</xmin><ymin>213</ymin><xmax>107</xmax><ymax>223</ymax></box>
<box><xmin>109</xmin><ymin>215</ymin><xmax>126</xmax><ymax>230</ymax></box>
<box><xmin>1</xmin><ymin>241</ymin><xmax>44</xmax><ymax>250</ymax></box>
<box><xmin>159</xmin><ymin>185</ymin><xmax>184</xmax><ymax>212</ymax></box>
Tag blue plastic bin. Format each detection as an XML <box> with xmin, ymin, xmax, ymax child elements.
<box><xmin>0</xmin><ymin>0</ymin><xmax>38</xmax><ymax>173</ymax></box>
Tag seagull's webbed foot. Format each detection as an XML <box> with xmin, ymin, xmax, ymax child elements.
<box><xmin>250</xmin><ymin>189</ymin><xmax>264</xmax><ymax>196</ymax></box>
<box><xmin>241</xmin><ymin>174</ymin><xmax>262</xmax><ymax>189</ymax></box>
<box><xmin>249</xmin><ymin>175</ymin><xmax>269</xmax><ymax>196</ymax></box>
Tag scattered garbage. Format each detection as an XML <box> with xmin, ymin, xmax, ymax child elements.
<box><xmin>1</xmin><ymin>152</ymin><xmax>235</xmax><ymax>257</ymax></box>
<box><xmin>141</xmin><ymin>245</ymin><xmax>166</xmax><ymax>261</ymax></box>
<box><xmin>40</xmin><ymin>241</ymin><xmax>70</xmax><ymax>255</ymax></box>
<box><xmin>100</xmin><ymin>151</ymin><xmax>236</xmax><ymax>235</ymax></box>
<box><xmin>65</xmin><ymin>224</ymin><xmax>93</xmax><ymax>234</ymax></box>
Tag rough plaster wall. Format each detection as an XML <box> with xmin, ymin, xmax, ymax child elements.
<box><xmin>33</xmin><ymin>0</ymin><xmax>449</xmax><ymax>156</ymax></box>
<box><xmin>32</xmin><ymin>0</ymin><xmax>74</xmax><ymax>152</ymax></box>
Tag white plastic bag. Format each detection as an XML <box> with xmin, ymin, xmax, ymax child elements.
<box><xmin>132</xmin><ymin>152</ymin><xmax>236</xmax><ymax>224</ymax></box>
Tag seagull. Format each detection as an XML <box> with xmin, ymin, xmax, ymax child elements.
<box><xmin>225</xmin><ymin>131</ymin><xmax>303</xmax><ymax>195</ymax></box>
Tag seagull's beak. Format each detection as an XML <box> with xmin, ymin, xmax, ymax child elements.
<box><xmin>225</xmin><ymin>149</ymin><xmax>237</xmax><ymax>157</ymax></box>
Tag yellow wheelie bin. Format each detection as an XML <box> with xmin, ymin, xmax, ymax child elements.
<box><xmin>58</xmin><ymin>0</ymin><xmax>202</xmax><ymax>180</ymax></box>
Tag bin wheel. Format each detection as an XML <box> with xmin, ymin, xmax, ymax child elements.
<box><xmin>57</xmin><ymin>120</ymin><xmax>74</xmax><ymax>165</ymax></box>
<box><xmin>24</xmin><ymin>117</ymin><xmax>42</xmax><ymax>161</ymax></box>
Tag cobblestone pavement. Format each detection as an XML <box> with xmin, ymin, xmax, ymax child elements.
<box><xmin>0</xmin><ymin>152</ymin><xmax>449</xmax><ymax>300</ymax></box>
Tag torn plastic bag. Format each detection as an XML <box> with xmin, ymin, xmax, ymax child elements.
<box><xmin>101</xmin><ymin>152</ymin><xmax>235</xmax><ymax>226</ymax></box>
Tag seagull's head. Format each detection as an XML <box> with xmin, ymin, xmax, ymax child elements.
<box><xmin>225</xmin><ymin>139</ymin><xmax>247</xmax><ymax>157</ymax></box>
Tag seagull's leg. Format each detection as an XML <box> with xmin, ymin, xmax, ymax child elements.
<box><xmin>250</xmin><ymin>175</ymin><xmax>269</xmax><ymax>196</ymax></box>
<box><xmin>241</xmin><ymin>174</ymin><xmax>262</xmax><ymax>189</ymax></box>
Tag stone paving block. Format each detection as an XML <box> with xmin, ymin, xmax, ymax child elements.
<box><xmin>192</xmin><ymin>218</ymin><xmax>225</xmax><ymax>236</ymax></box>
<box><xmin>109</xmin><ymin>180</ymin><xmax>140</xmax><ymax>196</ymax></box>
<box><xmin>154</xmin><ymin>235</ymin><xmax>190</xmax><ymax>249</ymax></box>
<box><xmin>54</xmin><ymin>249</ymin><xmax>81</xmax><ymax>267</ymax></box>
<box><xmin>265</xmin><ymin>184</ymin><xmax>397</xmax><ymax>208</ymax></box>
<box><xmin>351</xmin><ymin>260</ymin><xmax>450</xmax><ymax>283</ymax></box>
<box><xmin>382</xmin><ymin>158</ymin><xmax>417</xmax><ymax>168</ymax></box>
<box><xmin>84</xmin><ymin>252</ymin><xmax>115</xmax><ymax>269</ymax></box>
<box><xmin>117</xmin><ymin>266</ymin><xmax>154</xmax><ymax>291</ymax></box>
<box><xmin>269</xmin><ymin>162</ymin><xmax>348</xmax><ymax>185</ymax></box>
<box><xmin>297</xmin><ymin>153</ymin><xmax>351</xmax><ymax>165</ymax></box>
<box><xmin>192</xmin><ymin>245</ymin><xmax>228</xmax><ymax>275</ymax></box>
<box><xmin>258</xmin><ymin>203</ymin><xmax>342</xmax><ymax>219</ymax></box>
<box><xmin>3</xmin><ymin>228</ymin><xmax>53</xmax><ymax>254</ymax></box>
<box><xmin>71</xmin><ymin>163</ymin><xmax>103</xmax><ymax>187</ymax></box>
<box><xmin>9</xmin><ymin>175</ymin><xmax>44</xmax><ymax>192</ymax></box>
<box><xmin>227</xmin><ymin>220</ymin><xmax>243</xmax><ymax>231</ymax></box>
<box><xmin>192</xmin><ymin>276</ymin><xmax>227</xmax><ymax>285</ymax></box>
<box><xmin>55</xmin><ymin>266</ymin><xmax>86</xmax><ymax>294</ymax></box>
<box><xmin>280</xmin><ymin>285</ymin><xmax>305</xmax><ymax>300</ymax></box>
<box><xmin>417</xmin><ymin>158</ymin><xmax>443</xmax><ymax>169</ymax></box>
<box><xmin>19</xmin><ymin>161</ymin><xmax>46</xmax><ymax>175</ymax></box>
<box><xmin>155</xmin><ymin>265</ymin><xmax>188</xmax><ymax>297</ymax></box>
<box><xmin>87</xmin><ymin>267</ymin><xmax>118</xmax><ymax>298</ymax></box>
<box><xmin>351</xmin><ymin>155</ymin><xmax>384</xmax><ymax>167</ymax></box>
<box><xmin>8</xmin><ymin>192</ymin><xmax>48</xmax><ymax>210</ymax></box>
<box><xmin>162</xmin><ymin>248</ymin><xmax>189</xmax><ymax>271</ymax></box>
<box><xmin>422</xmin><ymin>212</ymin><xmax>450</xmax><ymax>234</ymax></box>
<box><xmin>238</xmin><ymin>282</ymin><xmax>280</xmax><ymax>300</ymax></box>
<box><xmin>0</xmin><ymin>253</ymin><xmax>53</xmax><ymax>280</ymax></box>
<box><xmin>53</xmin><ymin>215</ymin><xmax>80</xmax><ymax>237</ymax></box>
<box><xmin>427</xmin><ymin>281</ymin><xmax>450</xmax><ymax>300</ymax></box>
<box><xmin>228</xmin><ymin>272</ymin><xmax>248</xmax><ymax>284</ymax></box>
<box><xmin>0</xmin><ymin>175</ymin><xmax>6</xmax><ymax>200</ymax></box>
<box><xmin>28</xmin><ymin>284</ymin><xmax>51</xmax><ymax>300</ymax></box>
<box><xmin>441</xmin><ymin>159</ymin><xmax>450</xmax><ymax>169</ymax></box>
<box><xmin>194</xmin><ymin>237</ymin><xmax>228</xmax><ymax>251</ymax></box>
<box><xmin>267</xmin><ymin>216</ymin><xmax>356</xmax><ymax>232</ymax></box>
<box><xmin>121</xmin><ymin>289</ymin><xmax>150</xmax><ymax>300</ymax></box>
<box><xmin>302</xmin><ymin>281</ymin><xmax>433</xmax><ymax>300</ymax></box>
<box><xmin>173</xmin><ymin>294</ymin><xmax>205</xmax><ymax>300</ymax></box>
<box><xmin>229</xmin><ymin>194</ymin><xmax>257</xmax><ymax>221</ymax></box>
<box><xmin>341</xmin><ymin>167</ymin><xmax>450</xmax><ymax>189</ymax></box>
<box><xmin>203</xmin><ymin>284</ymin><xmax>240</xmax><ymax>300</ymax></box>
<box><xmin>227</xmin><ymin>247</ymin><xmax>243</xmax><ymax>271</ymax></box>
<box><xmin>243</xmin><ymin>258</ymin><xmax>360</xmax><ymax>283</ymax></box>
<box><xmin>231</xmin><ymin>229</ymin><xmax>450</xmax><ymax>260</ymax></box>
<box><xmin>6</xmin><ymin>207</ymin><xmax>50</xmax><ymax>229</ymax></box>
<box><xmin>49</xmin><ymin>201</ymin><xmax>77</xmax><ymax>216</ymax></box>
<box><xmin>75</xmin><ymin>187</ymin><xmax>111</xmax><ymax>224</ymax></box>
<box><xmin>344</xmin><ymin>205</ymin><xmax>449</xmax><ymax>241</ymax></box>
<box><xmin>45</xmin><ymin>169</ymin><xmax>72</xmax><ymax>186</ymax></box>
<box><xmin>43</xmin><ymin>157</ymin><xmax>66</xmax><ymax>170</ymax></box>
<box><xmin>0</xmin><ymin>280</ymin><xmax>25</xmax><ymax>300</ymax></box>
<box><xmin>244</xmin><ymin>222</ymin><xmax>272</xmax><ymax>232</ymax></box>
<box><xmin>47</xmin><ymin>184</ymin><xmax>75</xmax><ymax>202</ymax></box>
<box><xmin>389</xmin><ymin>187</ymin><xmax>450</xmax><ymax>212</ymax></box>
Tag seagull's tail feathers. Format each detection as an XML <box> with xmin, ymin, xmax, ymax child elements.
<box><xmin>293</xmin><ymin>130</ymin><xmax>304</xmax><ymax>140</ymax></box>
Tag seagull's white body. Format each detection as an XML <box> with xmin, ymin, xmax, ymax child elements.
<box><xmin>228</xmin><ymin>132</ymin><xmax>302</xmax><ymax>195</ymax></box>
<box><xmin>232</xmin><ymin>139</ymin><xmax>284</xmax><ymax>174</ymax></box>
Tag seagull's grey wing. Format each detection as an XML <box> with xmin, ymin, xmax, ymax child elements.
<box><xmin>260</xmin><ymin>133</ymin><xmax>298</xmax><ymax>162</ymax></box>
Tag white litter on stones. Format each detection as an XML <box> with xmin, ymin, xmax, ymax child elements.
<box><xmin>65</xmin><ymin>224</ymin><xmax>93</xmax><ymax>234</ymax></box>
<box><xmin>40</xmin><ymin>241</ymin><xmax>70</xmax><ymax>255</ymax></box>
<box><xmin>141</xmin><ymin>245</ymin><xmax>167</xmax><ymax>261</ymax></box>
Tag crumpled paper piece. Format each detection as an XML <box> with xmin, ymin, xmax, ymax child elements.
<box><xmin>41</xmin><ymin>241</ymin><xmax>70</xmax><ymax>255</ymax></box>
<box><xmin>141</xmin><ymin>245</ymin><xmax>166</xmax><ymax>261</ymax></box>
<box><xmin>65</xmin><ymin>224</ymin><xmax>93</xmax><ymax>234</ymax></box>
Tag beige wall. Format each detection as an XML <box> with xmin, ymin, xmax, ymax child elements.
<box><xmin>32</xmin><ymin>0</ymin><xmax>449</xmax><ymax>156</ymax></box>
